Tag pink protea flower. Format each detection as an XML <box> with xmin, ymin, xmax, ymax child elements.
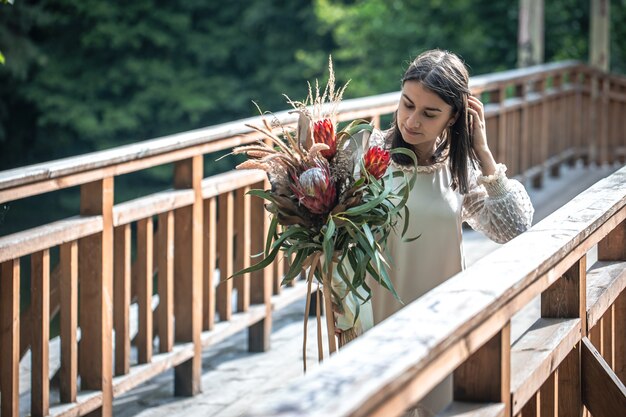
<box><xmin>363</xmin><ymin>146</ymin><xmax>390</xmax><ymax>180</ymax></box>
<box><xmin>313</xmin><ymin>119</ymin><xmax>337</xmax><ymax>159</ymax></box>
<box><xmin>291</xmin><ymin>161</ymin><xmax>337</xmax><ymax>214</ymax></box>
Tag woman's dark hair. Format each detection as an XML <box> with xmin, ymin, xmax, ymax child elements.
<box><xmin>388</xmin><ymin>49</ymin><xmax>477</xmax><ymax>194</ymax></box>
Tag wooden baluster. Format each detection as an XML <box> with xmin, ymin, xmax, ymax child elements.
<box><xmin>582</xmin><ymin>72</ymin><xmax>593</xmax><ymax>166</ymax></box>
<box><xmin>551</xmin><ymin>74</ymin><xmax>563</xmax><ymax>178</ymax></box>
<box><xmin>539</xmin><ymin>371</ymin><xmax>558</xmax><ymax>417</ymax></box>
<box><xmin>173</xmin><ymin>156</ymin><xmax>203</xmax><ymax>396</ymax></box>
<box><xmin>616</xmin><ymin>290</ymin><xmax>626</xmax><ymax>383</ymax></box>
<box><xmin>157</xmin><ymin>211</ymin><xmax>174</xmax><ymax>352</ymax></box>
<box><xmin>249</xmin><ymin>180</ymin><xmax>273</xmax><ymax>352</ymax></box>
<box><xmin>137</xmin><ymin>217</ymin><xmax>153</xmax><ymax>364</ymax></box>
<box><xmin>60</xmin><ymin>241</ymin><xmax>78</xmax><ymax>402</ymax></box>
<box><xmin>217</xmin><ymin>192</ymin><xmax>234</xmax><ymax>321</ymax></box>
<box><xmin>1</xmin><ymin>259</ymin><xmax>20</xmax><ymax>417</ymax></box>
<box><xmin>520</xmin><ymin>393</ymin><xmax>538</xmax><ymax>417</ymax></box>
<box><xmin>31</xmin><ymin>249</ymin><xmax>50</xmax><ymax>417</ymax></box>
<box><xmin>203</xmin><ymin>198</ymin><xmax>216</xmax><ymax>331</ymax></box>
<box><xmin>599</xmin><ymin>76</ymin><xmax>610</xmax><ymax>165</ymax></box>
<box><xmin>519</xmin><ymin>83</ymin><xmax>530</xmax><ymax>177</ymax></box>
<box><xmin>114</xmin><ymin>224</ymin><xmax>131</xmax><ymax>375</ymax></box>
<box><xmin>453</xmin><ymin>322</ymin><xmax>511</xmax><ymax>416</ymax></box>
<box><xmin>79</xmin><ymin>177</ymin><xmax>114</xmax><ymax>416</ymax></box>
<box><xmin>235</xmin><ymin>187</ymin><xmax>250</xmax><ymax>312</ymax></box>
<box><xmin>542</xmin><ymin>255</ymin><xmax>586</xmax><ymax>415</ymax></box>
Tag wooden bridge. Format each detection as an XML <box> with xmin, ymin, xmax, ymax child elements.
<box><xmin>0</xmin><ymin>60</ymin><xmax>625</xmax><ymax>417</ymax></box>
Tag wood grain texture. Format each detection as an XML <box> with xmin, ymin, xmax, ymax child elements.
<box><xmin>586</xmin><ymin>260</ymin><xmax>626</xmax><ymax>329</ymax></box>
<box><xmin>539</xmin><ymin>371</ymin><xmax>558</xmax><ymax>417</ymax></box>
<box><xmin>202</xmin><ymin>198</ymin><xmax>216</xmax><ymax>331</ymax></box>
<box><xmin>173</xmin><ymin>156</ymin><xmax>202</xmax><ymax>396</ymax></box>
<box><xmin>1</xmin><ymin>259</ymin><xmax>20</xmax><ymax>417</ymax></box>
<box><xmin>157</xmin><ymin>211</ymin><xmax>174</xmax><ymax>353</ymax></box>
<box><xmin>558</xmin><ymin>345</ymin><xmax>582</xmax><ymax>417</ymax></box>
<box><xmin>510</xmin><ymin>319</ymin><xmax>580</xmax><ymax>415</ymax></box>
<box><xmin>79</xmin><ymin>177</ymin><xmax>114</xmax><ymax>417</ymax></box>
<box><xmin>598</xmin><ymin>218</ymin><xmax>626</xmax><ymax>261</ymax></box>
<box><xmin>60</xmin><ymin>241</ymin><xmax>78</xmax><ymax>403</ymax></box>
<box><xmin>615</xmin><ymin>290</ymin><xmax>626</xmax><ymax>384</ymax></box>
<box><xmin>31</xmin><ymin>249</ymin><xmax>50</xmax><ymax>417</ymax></box>
<box><xmin>235</xmin><ymin>187</ymin><xmax>251</xmax><ymax>312</ymax></box>
<box><xmin>137</xmin><ymin>217</ymin><xmax>154</xmax><ymax>364</ymax></box>
<box><xmin>436</xmin><ymin>402</ymin><xmax>505</xmax><ymax>417</ymax></box>
<box><xmin>114</xmin><ymin>224</ymin><xmax>131</xmax><ymax>376</ymax></box>
<box><xmin>581</xmin><ymin>336</ymin><xmax>626</xmax><ymax>417</ymax></box>
<box><xmin>542</xmin><ymin>255</ymin><xmax>586</xmax><ymax>332</ymax></box>
<box><xmin>217</xmin><ymin>191</ymin><xmax>234</xmax><ymax>321</ymax></box>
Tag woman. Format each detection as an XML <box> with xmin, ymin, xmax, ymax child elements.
<box><xmin>369</xmin><ymin>49</ymin><xmax>534</xmax><ymax>415</ymax></box>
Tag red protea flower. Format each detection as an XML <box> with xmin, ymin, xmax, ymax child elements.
<box><xmin>313</xmin><ymin>119</ymin><xmax>337</xmax><ymax>159</ymax></box>
<box><xmin>363</xmin><ymin>146</ymin><xmax>390</xmax><ymax>180</ymax></box>
<box><xmin>291</xmin><ymin>161</ymin><xmax>337</xmax><ymax>214</ymax></box>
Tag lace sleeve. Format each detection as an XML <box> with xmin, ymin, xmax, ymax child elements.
<box><xmin>462</xmin><ymin>163</ymin><xmax>534</xmax><ymax>244</ymax></box>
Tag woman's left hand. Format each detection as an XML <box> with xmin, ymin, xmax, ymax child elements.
<box><xmin>467</xmin><ymin>95</ymin><xmax>497</xmax><ymax>176</ymax></box>
<box><xmin>467</xmin><ymin>95</ymin><xmax>489</xmax><ymax>153</ymax></box>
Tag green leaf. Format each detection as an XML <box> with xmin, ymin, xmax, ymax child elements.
<box><xmin>323</xmin><ymin>217</ymin><xmax>336</xmax><ymax>276</ymax></box>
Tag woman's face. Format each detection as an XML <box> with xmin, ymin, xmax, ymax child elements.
<box><xmin>397</xmin><ymin>81</ymin><xmax>456</xmax><ymax>149</ymax></box>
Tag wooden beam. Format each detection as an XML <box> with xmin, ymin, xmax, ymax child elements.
<box><xmin>1</xmin><ymin>259</ymin><xmax>20</xmax><ymax>417</ymax></box>
<box><xmin>157</xmin><ymin>211</ymin><xmax>174</xmax><ymax>353</ymax></box>
<box><xmin>79</xmin><ymin>177</ymin><xmax>114</xmax><ymax>417</ymax></box>
<box><xmin>31</xmin><ymin>249</ymin><xmax>50</xmax><ymax>417</ymax></box>
<box><xmin>581</xmin><ymin>337</ymin><xmax>626</xmax><ymax>416</ymax></box>
<box><xmin>454</xmin><ymin>322</ymin><xmax>511</xmax><ymax>417</ymax></box>
<box><xmin>590</xmin><ymin>0</ymin><xmax>610</xmax><ymax>71</ymax></box>
<box><xmin>173</xmin><ymin>156</ymin><xmax>203</xmax><ymax>396</ymax></box>
<box><xmin>518</xmin><ymin>0</ymin><xmax>544</xmax><ymax>67</ymax></box>
<box><xmin>60</xmin><ymin>241</ymin><xmax>78</xmax><ymax>403</ymax></box>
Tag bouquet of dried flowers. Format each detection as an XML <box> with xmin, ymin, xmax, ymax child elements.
<box><xmin>232</xmin><ymin>59</ymin><xmax>416</xmax><ymax>368</ymax></box>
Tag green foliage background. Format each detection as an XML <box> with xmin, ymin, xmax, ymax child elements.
<box><xmin>0</xmin><ymin>0</ymin><xmax>625</xmax><ymax>235</ymax></box>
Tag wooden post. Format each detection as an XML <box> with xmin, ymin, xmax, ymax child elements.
<box><xmin>1</xmin><ymin>259</ymin><xmax>20</xmax><ymax>417</ymax></box>
<box><xmin>79</xmin><ymin>177</ymin><xmax>114</xmax><ymax>417</ymax></box>
<box><xmin>235</xmin><ymin>187</ymin><xmax>251</xmax><ymax>312</ymax></box>
<box><xmin>157</xmin><ymin>211</ymin><xmax>174</xmax><ymax>353</ymax></box>
<box><xmin>454</xmin><ymin>322</ymin><xmax>511</xmax><ymax>416</ymax></box>
<box><xmin>542</xmin><ymin>256</ymin><xmax>586</xmax><ymax>416</ymax></box>
<box><xmin>518</xmin><ymin>0</ymin><xmax>544</xmax><ymax>67</ymax></box>
<box><xmin>248</xmin><ymin>180</ymin><xmax>273</xmax><ymax>352</ymax></box>
<box><xmin>202</xmin><ymin>198</ymin><xmax>216</xmax><ymax>331</ymax></box>
<box><xmin>114</xmin><ymin>225</ymin><xmax>131</xmax><ymax>375</ymax></box>
<box><xmin>173</xmin><ymin>156</ymin><xmax>203</xmax><ymax>396</ymax></box>
<box><xmin>31</xmin><ymin>249</ymin><xmax>50</xmax><ymax>417</ymax></box>
<box><xmin>217</xmin><ymin>192</ymin><xmax>234</xmax><ymax>321</ymax></box>
<box><xmin>137</xmin><ymin>217</ymin><xmax>153</xmax><ymax>364</ymax></box>
<box><xmin>60</xmin><ymin>241</ymin><xmax>78</xmax><ymax>403</ymax></box>
<box><xmin>598</xmin><ymin>219</ymin><xmax>626</xmax><ymax>261</ymax></box>
<box><xmin>540</xmin><ymin>371</ymin><xmax>558</xmax><ymax>416</ymax></box>
<box><xmin>581</xmin><ymin>337</ymin><xmax>626</xmax><ymax>416</ymax></box>
<box><xmin>590</xmin><ymin>0</ymin><xmax>610</xmax><ymax>71</ymax></box>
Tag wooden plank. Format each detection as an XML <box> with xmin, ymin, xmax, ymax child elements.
<box><xmin>60</xmin><ymin>241</ymin><xmax>78</xmax><ymax>403</ymax></box>
<box><xmin>248</xmin><ymin>179</ymin><xmax>273</xmax><ymax>353</ymax></box>
<box><xmin>598</xmin><ymin>218</ymin><xmax>626</xmax><ymax>261</ymax></box>
<box><xmin>235</xmin><ymin>187</ymin><xmax>251</xmax><ymax>312</ymax></box>
<box><xmin>602</xmin><ymin>305</ymin><xmax>614</xmax><ymax>367</ymax></box>
<box><xmin>137</xmin><ymin>217</ymin><xmax>153</xmax><ymax>364</ymax></box>
<box><xmin>114</xmin><ymin>224</ymin><xmax>131</xmax><ymax>376</ymax></box>
<box><xmin>454</xmin><ymin>323</ymin><xmax>511</xmax><ymax>417</ymax></box>
<box><xmin>581</xmin><ymin>337</ymin><xmax>626</xmax><ymax>417</ymax></box>
<box><xmin>113</xmin><ymin>189</ymin><xmax>194</xmax><ymax>226</ymax></box>
<box><xmin>558</xmin><ymin>345</ymin><xmax>582</xmax><ymax>417</ymax></box>
<box><xmin>510</xmin><ymin>318</ymin><xmax>581</xmax><ymax>415</ymax></box>
<box><xmin>31</xmin><ymin>249</ymin><xmax>50</xmax><ymax>417</ymax></box>
<box><xmin>542</xmin><ymin>255</ymin><xmax>586</xmax><ymax>332</ymax></box>
<box><xmin>1</xmin><ymin>259</ymin><xmax>20</xmax><ymax>417</ymax></box>
<box><xmin>157</xmin><ymin>211</ymin><xmax>174</xmax><ymax>353</ymax></box>
<box><xmin>539</xmin><ymin>371</ymin><xmax>558</xmax><ymax>417</ymax></box>
<box><xmin>520</xmin><ymin>394</ymin><xmax>538</xmax><ymax>417</ymax></box>
<box><xmin>615</xmin><ymin>290</ymin><xmax>626</xmax><ymax>382</ymax></box>
<box><xmin>173</xmin><ymin>156</ymin><xmax>202</xmax><ymax>396</ymax></box>
<box><xmin>78</xmin><ymin>177</ymin><xmax>114</xmax><ymax>417</ymax></box>
<box><xmin>202</xmin><ymin>198</ymin><xmax>216</xmax><ymax>330</ymax></box>
<box><xmin>436</xmin><ymin>402</ymin><xmax>504</xmax><ymax>417</ymax></box>
<box><xmin>586</xmin><ymin>261</ymin><xmax>626</xmax><ymax>330</ymax></box>
<box><xmin>0</xmin><ymin>215</ymin><xmax>102</xmax><ymax>263</ymax></box>
<box><xmin>217</xmin><ymin>191</ymin><xmax>234</xmax><ymax>321</ymax></box>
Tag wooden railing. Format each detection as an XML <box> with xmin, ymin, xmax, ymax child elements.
<box><xmin>0</xmin><ymin>61</ymin><xmax>624</xmax><ymax>417</ymax></box>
